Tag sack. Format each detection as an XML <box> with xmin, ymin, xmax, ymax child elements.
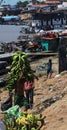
<box><xmin>5</xmin><ymin>105</ymin><xmax>19</xmax><ymax>116</ymax></box>
<box><xmin>24</xmin><ymin>81</ymin><xmax>32</xmax><ymax>90</ymax></box>
<box><xmin>1</xmin><ymin>96</ymin><xmax>12</xmax><ymax>111</ymax></box>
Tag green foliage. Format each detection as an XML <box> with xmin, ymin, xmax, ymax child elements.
<box><xmin>6</xmin><ymin>51</ymin><xmax>34</xmax><ymax>91</ymax></box>
<box><xmin>17</xmin><ymin>1</ymin><xmax>29</xmax><ymax>8</ymax></box>
<box><xmin>3</xmin><ymin>109</ymin><xmax>45</xmax><ymax>130</ymax></box>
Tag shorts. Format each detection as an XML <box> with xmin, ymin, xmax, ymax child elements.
<box><xmin>47</xmin><ymin>69</ymin><xmax>52</xmax><ymax>74</ymax></box>
<box><xmin>14</xmin><ymin>94</ymin><xmax>28</xmax><ymax>107</ymax></box>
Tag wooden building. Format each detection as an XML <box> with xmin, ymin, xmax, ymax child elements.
<box><xmin>32</xmin><ymin>10</ymin><xmax>66</xmax><ymax>29</ymax></box>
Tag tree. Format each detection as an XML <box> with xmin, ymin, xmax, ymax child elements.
<box><xmin>17</xmin><ymin>1</ymin><xmax>29</xmax><ymax>8</ymax></box>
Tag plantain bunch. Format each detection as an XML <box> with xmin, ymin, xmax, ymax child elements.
<box><xmin>16</xmin><ymin>112</ymin><xmax>45</xmax><ymax>130</ymax></box>
<box><xmin>3</xmin><ymin>110</ymin><xmax>45</xmax><ymax>130</ymax></box>
<box><xmin>6</xmin><ymin>51</ymin><xmax>33</xmax><ymax>91</ymax></box>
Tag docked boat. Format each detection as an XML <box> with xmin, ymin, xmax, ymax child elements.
<box><xmin>34</xmin><ymin>33</ymin><xmax>59</xmax><ymax>52</ymax></box>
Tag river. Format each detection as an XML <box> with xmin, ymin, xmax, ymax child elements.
<box><xmin>0</xmin><ymin>25</ymin><xmax>22</xmax><ymax>43</ymax></box>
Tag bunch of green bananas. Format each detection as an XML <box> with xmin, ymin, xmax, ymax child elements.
<box><xmin>3</xmin><ymin>111</ymin><xmax>45</xmax><ymax>130</ymax></box>
<box><xmin>6</xmin><ymin>51</ymin><xmax>34</xmax><ymax>91</ymax></box>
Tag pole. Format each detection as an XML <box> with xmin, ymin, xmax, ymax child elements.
<box><xmin>58</xmin><ymin>37</ymin><xmax>67</xmax><ymax>73</ymax></box>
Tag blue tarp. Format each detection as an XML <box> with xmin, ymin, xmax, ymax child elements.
<box><xmin>2</xmin><ymin>15</ymin><xmax>20</xmax><ymax>21</ymax></box>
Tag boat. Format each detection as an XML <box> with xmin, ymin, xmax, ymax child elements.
<box><xmin>34</xmin><ymin>33</ymin><xmax>59</xmax><ymax>52</ymax></box>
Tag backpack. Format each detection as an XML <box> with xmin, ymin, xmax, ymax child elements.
<box><xmin>1</xmin><ymin>95</ymin><xmax>12</xmax><ymax>111</ymax></box>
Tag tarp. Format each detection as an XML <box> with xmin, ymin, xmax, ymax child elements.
<box><xmin>62</xmin><ymin>30</ymin><xmax>67</xmax><ymax>35</ymax></box>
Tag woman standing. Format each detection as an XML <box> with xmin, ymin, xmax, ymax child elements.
<box><xmin>24</xmin><ymin>76</ymin><xmax>35</xmax><ymax>109</ymax></box>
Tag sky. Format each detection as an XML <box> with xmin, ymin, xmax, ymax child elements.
<box><xmin>1</xmin><ymin>0</ymin><xmax>31</xmax><ymax>5</ymax></box>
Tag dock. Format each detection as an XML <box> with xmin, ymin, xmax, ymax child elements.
<box><xmin>0</xmin><ymin>52</ymin><xmax>58</xmax><ymax>60</ymax></box>
<box><xmin>27</xmin><ymin>52</ymin><xmax>58</xmax><ymax>56</ymax></box>
<box><xmin>0</xmin><ymin>53</ymin><xmax>13</xmax><ymax>61</ymax></box>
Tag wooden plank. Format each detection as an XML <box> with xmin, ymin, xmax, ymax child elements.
<box><xmin>27</xmin><ymin>52</ymin><xmax>58</xmax><ymax>56</ymax></box>
<box><xmin>0</xmin><ymin>52</ymin><xmax>58</xmax><ymax>60</ymax></box>
<box><xmin>0</xmin><ymin>53</ymin><xmax>13</xmax><ymax>59</ymax></box>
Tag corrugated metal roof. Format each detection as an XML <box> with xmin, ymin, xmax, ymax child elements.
<box><xmin>46</xmin><ymin>1</ymin><xmax>60</xmax><ymax>4</ymax></box>
<box><xmin>28</xmin><ymin>4</ymin><xmax>49</xmax><ymax>8</ymax></box>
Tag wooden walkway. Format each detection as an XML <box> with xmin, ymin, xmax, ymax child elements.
<box><xmin>0</xmin><ymin>53</ymin><xmax>13</xmax><ymax>60</ymax></box>
<box><xmin>27</xmin><ymin>52</ymin><xmax>58</xmax><ymax>56</ymax></box>
<box><xmin>0</xmin><ymin>52</ymin><xmax>58</xmax><ymax>60</ymax></box>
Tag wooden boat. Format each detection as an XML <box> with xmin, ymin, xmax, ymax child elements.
<box><xmin>34</xmin><ymin>35</ymin><xmax>59</xmax><ymax>52</ymax></box>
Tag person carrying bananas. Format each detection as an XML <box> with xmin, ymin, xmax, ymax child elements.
<box><xmin>14</xmin><ymin>74</ymin><xmax>28</xmax><ymax>111</ymax></box>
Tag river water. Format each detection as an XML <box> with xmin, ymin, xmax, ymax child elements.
<box><xmin>0</xmin><ymin>25</ymin><xmax>22</xmax><ymax>43</ymax></box>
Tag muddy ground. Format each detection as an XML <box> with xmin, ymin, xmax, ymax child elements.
<box><xmin>0</xmin><ymin>55</ymin><xmax>67</xmax><ymax>130</ymax></box>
